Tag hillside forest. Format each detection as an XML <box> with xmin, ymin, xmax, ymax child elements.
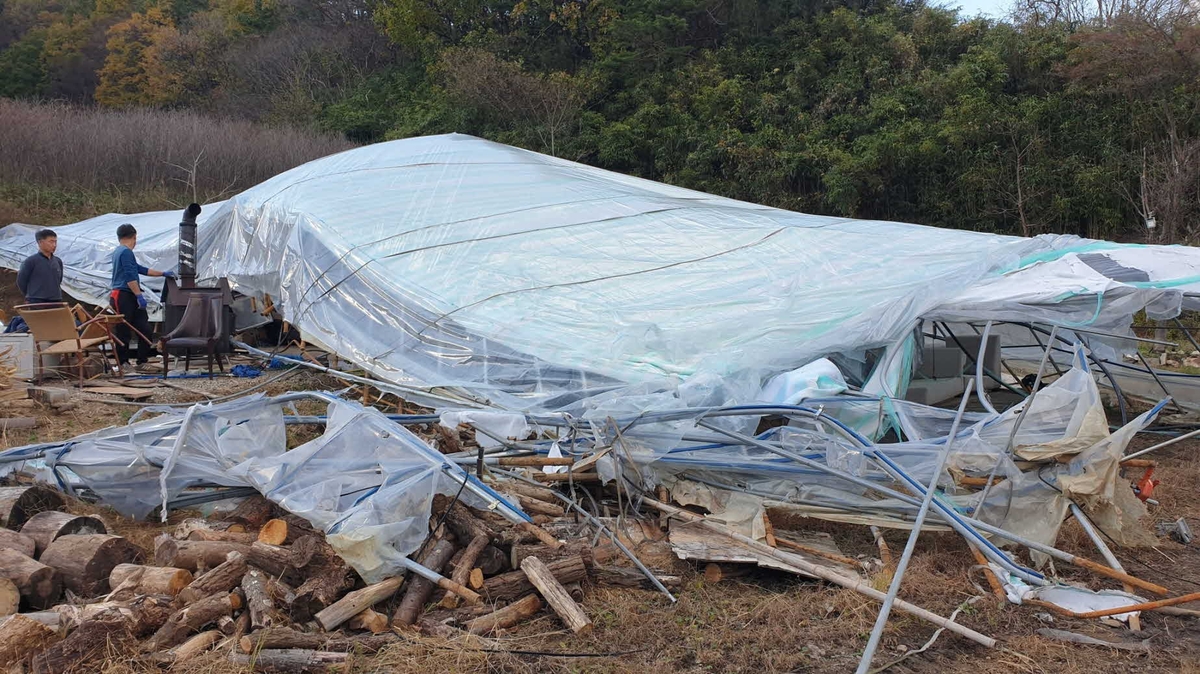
<box><xmin>0</xmin><ymin>0</ymin><xmax>1197</xmax><ymax>242</ymax></box>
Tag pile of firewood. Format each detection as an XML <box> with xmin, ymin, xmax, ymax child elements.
<box><xmin>0</xmin><ymin>479</ymin><xmax>682</xmax><ymax>673</ymax></box>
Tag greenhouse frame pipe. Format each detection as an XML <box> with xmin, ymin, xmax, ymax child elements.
<box><xmin>1174</xmin><ymin>318</ymin><xmax>1200</xmax><ymax>354</ymax></box>
<box><xmin>1136</xmin><ymin>350</ymin><xmax>1184</xmax><ymax>414</ymax></box>
<box><xmin>937</xmin><ymin>322</ymin><xmax>1024</xmax><ymax>398</ymax></box>
<box><xmin>1022</xmin><ymin>323</ymin><xmax>1129</xmax><ymax>425</ymax></box>
<box><xmin>857</xmin><ymin>380</ymin><xmax>974</xmax><ymax>673</ymax></box>
<box><xmin>1123</xmin><ymin>426</ymin><xmax>1200</xmax><ymax>461</ymax></box>
<box><xmin>975</xmin><ymin>322</ymin><xmax>999</xmax><ymax>414</ymax></box>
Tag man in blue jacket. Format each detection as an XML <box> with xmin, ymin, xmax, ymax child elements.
<box><xmin>109</xmin><ymin>223</ymin><xmax>175</xmax><ymax>366</ymax></box>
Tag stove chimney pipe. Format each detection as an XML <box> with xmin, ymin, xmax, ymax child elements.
<box><xmin>178</xmin><ymin>203</ymin><xmax>201</xmax><ymax>289</ymax></box>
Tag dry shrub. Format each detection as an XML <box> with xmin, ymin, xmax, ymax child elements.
<box><xmin>0</xmin><ymin>99</ymin><xmax>354</xmax><ymax>203</ymax></box>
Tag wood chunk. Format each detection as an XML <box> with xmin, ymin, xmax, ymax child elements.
<box><xmin>476</xmin><ymin>545</ymin><xmax>508</xmax><ymax>576</ymax></box>
<box><xmin>247</xmin><ymin>542</ymin><xmax>300</xmax><ymax>581</ymax></box>
<box><xmin>218</xmin><ymin>615</ymin><xmax>238</xmax><ymax>636</ymax></box>
<box><xmin>40</xmin><ymin>534</ymin><xmax>141</xmax><ymax>598</ymax></box>
<box><xmin>168</xmin><ymin>629</ymin><xmax>222</xmax><ymax>664</ymax></box>
<box><xmin>519</xmin><ymin>556</ymin><xmax>591</xmax><ymax>634</ymax></box>
<box><xmin>109</xmin><ymin>564</ymin><xmax>193</xmax><ymax>597</ymax></box>
<box><xmin>30</xmin><ymin>619</ymin><xmax>133</xmax><ymax>674</ymax></box>
<box><xmin>19</xmin><ymin>611</ymin><xmax>63</xmax><ymax>634</ymax></box>
<box><xmin>393</xmin><ymin>539</ymin><xmax>457</xmax><ymax>627</ymax></box>
<box><xmin>0</xmin><ymin>529</ymin><xmax>37</xmax><ymax>558</ymax></box>
<box><xmin>144</xmin><ymin>593</ymin><xmax>238</xmax><ymax>651</ymax></box>
<box><xmin>469</xmin><ymin>568</ymin><xmax>484</xmax><ymax>589</ymax></box>
<box><xmin>510</xmin><ymin>542</ymin><xmax>593</xmax><ymax>570</ymax></box>
<box><xmin>494</xmin><ymin>479</ymin><xmax>559</xmax><ymax>503</ymax></box>
<box><xmin>431</xmin><ymin>494</ymin><xmax>498</xmax><ymax>545</ymax></box>
<box><xmin>239</xmin><ymin>627</ymin><xmax>398</xmax><ymax>654</ymax></box>
<box><xmin>0</xmin><ymin>578</ymin><xmax>17</xmax><ymax>616</ymax></box>
<box><xmin>481</xmin><ymin>556</ymin><xmax>586</xmax><ymax>603</ymax></box>
<box><xmin>593</xmin><ymin>565</ymin><xmax>682</xmax><ymax>590</ymax></box>
<box><xmin>243</xmin><ymin>568</ymin><xmax>285</xmax><ymax>630</ymax></box>
<box><xmin>20</xmin><ymin>512</ymin><xmax>106</xmax><ymax>557</ymax></box>
<box><xmin>54</xmin><ymin>595</ymin><xmax>173</xmax><ymax>636</ymax></box>
<box><xmin>464</xmin><ymin>594</ymin><xmax>543</xmax><ymax>635</ymax></box>
<box><xmin>228</xmin><ymin>648</ymin><xmax>348</xmax><ymax>671</ymax></box>
<box><xmin>155</xmin><ymin>537</ymin><xmax>250</xmax><ymax>573</ymax></box>
<box><xmin>177</xmin><ymin>551</ymin><xmax>247</xmax><ymax>605</ymax></box>
<box><xmin>439</xmin><ymin>534</ymin><xmax>489</xmax><ymax>609</ymax></box>
<box><xmin>347</xmin><ymin>608</ymin><xmax>388</xmax><ymax>634</ymax></box>
<box><xmin>314</xmin><ymin>577</ymin><xmax>404</xmax><ymax>632</ymax></box>
<box><xmin>288</xmin><ymin>535</ymin><xmax>325</xmax><ymax>569</ymax></box>
<box><xmin>289</xmin><ymin>539</ymin><xmax>356</xmax><ymax>622</ymax></box>
<box><xmin>0</xmin><ymin>548</ymin><xmax>61</xmax><ymax>609</ymax></box>
<box><xmin>225</xmin><ymin>496</ymin><xmax>277</xmax><ymax>529</ymax></box>
<box><xmin>0</xmin><ymin>486</ymin><xmax>66</xmax><ymax>531</ymax></box>
<box><xmin>186</xmin><ymin>529</ymin><xmax>259</xmax><ymax>544</ymax></box>
<box><xmin>515</xmin><ymin>495</ymin><xmax>565</xmax><ymax>517</ymax></box>
<box><xmin>703</xmin><ymin>563</ymin><xmax>750</xmax><ymax>584</ymax></box>
<box><xmin>0</xmin><ymin>614</ymin><xmax>60</xmax><ymax>668</ymax></box>
<box><xmin>258</xmin><ymin>520</ymin><xmax>290</xmax><ymax>546</ymax></box>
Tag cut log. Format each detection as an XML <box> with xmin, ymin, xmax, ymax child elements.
<box><xmin>239</xmin><ymin>627</ymin><xmax>397</xmax><ymax>654</ymax></box>
<box><xmin>481</xmin><ymin>555</ymin><xmax>586</xmax><ymax>603</ymax></box>
<box><xmin>40</xmin><ymin>534</ymin><xmax>141</xmax><ymax>598</ymax></box>
<box><xmin>703</xmin><ymin>563</ymin><xmax>751</xmax><ymax>584</ymax></box>
<box><xmin>314</xmin><ymin>577</ymin><xmax>404</xmax><ymax>632</ymax></box>
<box><xmin>564</xmin><ymin>582</ymin><xmax>584</xmax><ymax>603</ymax></box>
<box><xmin>19</xmin><ymin>612</ymin><xmax>63</xmax><ymax>633</ymax></box>
<box><xmin>464</xmin><ymin>594</ymin><xmax>543</xmax><ymax>635</ymax></box>
<box><xmin>289</xmin><ymin>535</ymin><xmax>326</xmax><ymax>569</ymax></box>
<box><xmin>477</xmin><ymin>545</ymin><xmax>508</xmax><ymax>576</ymax></box>
<box><xmin>218</xmin><ymin>615</ymin><xmax>238</xmax><ymax>636</ymax></box>
<box><xmin>54</xmin><ymin>595</ymin><xmax>173</xmax><ymax>636</ymax></box>
<box><xmin>347</xmin><ymin>608</ymin><xmax>388</xmax><ymax>634</ymax></box>
<box><xmin>167</xmin><ymin>629</ymin><xmax>221</xmax><ymax>664</ymax></box>
<box><xmin>177</xmin><ymin>551</ymin><xmax>248</xmax><ymax>605</ymax></box>
<box><xmin>516</xmin><ymin>522</ymin><xmax>564</xmax><ymax>549</ymax></box>
<box><xmin>20</xmin><ymin>511</ymin><xmax>107</xmax><ymax>557</ymax></box>
<box><xmin>0</xmin><ymin>418</ymin><xmax>37</xmax><ymax>431</ymax></box>
<box><xmin>515</xmin><ymin>495</ymin><xmax>566</xmax><ymax>518</ymax></box>
<box><xmin>247</xmin><ymin>542</ymin><xmax>300</xmax><ymax>581</ymax></box>
<box><xmin>155</xmin><ymin>537</ymin><xmax>249</xmax><ymax>573</ymax></box>
<box><xmin>289</xmin><ymin>538</ymin><xmax>356</xmax><ymax>622</ymax></box>
<box><xmin>393</xmin><ymin>538</ymin><xmax>457</xmax><ymax>627</ymax></box>
<box><xmin>519</xmin><ymin>556</ymin><xmax>592</xmax><ymax>634</ymax></box>
<box><xmin>0</xmin><ymin>614</ymin><xmax>59</xmax><ymax>668</ymax></box>
<box><xmin>29</xmin><ymin>619</ymin><xmax>134</xmax><ymax>674</ymax></box>
<box><xmin>258</xmin><ymin>519</ymin><xmax>290</xmax><ymax>546</ymax></box>
<box><xmin>225</xmin><ymin>496</ymin><xmax>277</xmax><ymax>529</ymax></box>
<box><xmin>0</xmin><ymin>529</ymin><xmax>36</xmax><ymax>557</ymax></box>
<box><xmin>493</xmin><ymin>479</ymin><xmax>559</xmax><ymax>503</ymax></box>
<box><xmin>431</xmin><ymin>494</ymin><xmax>498</xmax><ymax>545</ymax></box>
<box><xmin>228</xmin><ymin>648</ymin><xmax>349</xmax><ymax>672</ymax></box>
<box><xmin>593</xmin><ymin>565</ymin><xmax>682</xmax><ymax>590</ymax></box>
<box><xmin>186</xmin><ymin>529</ymin><xmax>259</xmax><ymax>544</ymax></box>
<box><xmin>510</xmin><ymin>542</ymin><xmax>594</xmax><ymax>570</ymax></box>
<box><xmin>439</xmin><ymin>534</ymin><xmax>489</xmax><ymax>609</ymax></box>
<box><xmin>0</xmin><ymin>548</ymin><xmax>61</xmax><ymax>609</ymax></box>
<box><xmin>243</xmin><ymin>568</ymin><xmax>285</xmax><ymax>630</ymax></box>
<box><xmin>0</xmin><ymin>578</ymin><xmax>17</xmax><ymax>616</ymax></box>
<box><xmin>108</xmin><ymin>564</ymin><xmax>192</xmax><ymax>597</ymax></box>
<box><xmin>0</xmin><ymin>486</ymin><xmax>66</xmax><ymax>531</ymax></box>
<box><xmin>469</xmin><ymin>568</ymin><xmax>484</xmax><ymax>589</ymax></box>
<box><xmin>534</xmin><ymin>472</ymin><xmax>600</xmax><ymax>483</ymax></box>
<box><xmin>144</xmin><ymin>592</ymin><xmax>239</xmax><ymax>651</ymax></box>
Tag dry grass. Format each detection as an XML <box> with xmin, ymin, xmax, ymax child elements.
<box><xmin>0</xmin><ymin>99</ymin><xmax>353</xmax><ymax>205</ymax></box>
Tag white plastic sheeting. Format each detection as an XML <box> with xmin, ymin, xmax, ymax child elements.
<box><xmin>5</xmin><ymin>134</ymin><xmax>1200</xmax><ymax>412</ymax></box>
<box><xmin>6</xmin><ymin>393</ymin><xmax>519</xmax><ymax>583</ymax></box>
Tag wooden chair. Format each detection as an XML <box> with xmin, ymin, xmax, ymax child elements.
<box><xmin>15</xmin><ymin>303</ymin><xmax>119</xmax><ymax>385</ymax></box>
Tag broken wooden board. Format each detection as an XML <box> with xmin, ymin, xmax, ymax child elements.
<box><xmin>84</xmin><ymin>386</ymin><xmax>155</xmax><ymax>400</ymax></box>
<box><xmin>667</xmin><ymin>521</ymin><xmax>860</xmax><ymax>579</ymax></box>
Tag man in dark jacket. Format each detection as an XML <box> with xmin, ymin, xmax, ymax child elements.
<box><xmin>16</xmin><ymin>229</ymin><xmax>64</xmax><ymax>305</ymax></box>
<box><xmin>109</xmin><ymin>223</ymin><xmax>175</xmax><ymax>365</ymax></box>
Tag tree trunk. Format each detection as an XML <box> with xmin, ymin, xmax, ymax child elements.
<box><xmin>109</xmin><ymin>564</ymin><xmax>193</xmax><ymax>598</ymax></box>
<box><xmin>224</xmin><ymin>496</ymin><xmax>277</xmax><ymax>529</ymax></box>
<box><xmin>0</xmin><ymin>486</ymin><xmax>66</xmax><ymax>531</ymax></box>
<box><xmin>243</xmin><ymin>568</ymin><xmax>284</xmax><ymax>630</ymax></box>
<box><xmin>464</xmin><ymin>594</ymin><xmax>542</xmax><ymax>635</ymax></box>
<box><xmin>519</xmin><ymin>556</ymin><xmax>591</xmax><ymax>634</ymax></box>
<box><xmin>177</xmin><ymin>551</ymin><xmax>247</xmax><ymax>605</ymax></box>
<box><xmin>228</xmin><ymin>648</ymin><xmax>348</xmax><ymax>672</ymax></box>
<box><xmin>439</xmin><ymin>534</ymin><xmax>489</xmax><ymax>609</ymax></box>
<box><xmin>29</xmin><ymin>619</ymin><xmax>133</xmax><ymax>674</ymax></box>
<box><xmin>40</xmin><ymin>534</ymin><xmax>141</xmax><ymax>598</ymax></box>
<box><xmin>144</xmin><ymin>592</ymin><xmax>240</xmax><ymax>651</ymax></box>
<box><xmin>481</xmin><ymin>555</ymin><xmax>586</xmax><ymax>603</ymax></box>
<box><xmin>314</xmin><ymin>577</ymin><xmax>404</xmax><ymax>632</ymax></box>
<box><xmin>393</xmin><ymin>539</ymin><xmax>457</xmax><ymax>627</ymax></box>
<box><xmin>155</xmin><ymin>537</ymin><xmax>250</xmax><ymax>573</ymax></box>
<box><xmin>0</xmin><ymin>529</ymin><xmax>37</xmax><ymax>558</ymax></box>
<box><xmin>0</xmin><ymin>577</ymin><xmax>17</xmax><ymax>616</ymax></box>
<box><xmin>20</xmin><ymin>512</ymin><xmax>106</xmax><ymax>557</ymax></box>
<box><xmin>0</xmin><ymin>614</ymin><xmax>60</xmax><ymax>668</ymax></box>
<box><xmin>0</xmin><ymin>548</ymin><xmax>61</xmax><ymax>609</ymax></box>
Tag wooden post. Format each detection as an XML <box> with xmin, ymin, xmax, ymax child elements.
<box><xmin>519</xmin><ymin>557</ymin><xmax>592</xmax><ymax>634</ymax></box>
<box><xmin>0</xmin><ymin>548</ymin><xmax>60</xmax><ymax>609</ymax></box>
<box><xmin>464</xmin><ymin>594</ymin><xmax>543</xmax><ymax>635</ymax></box>
<box><xmin>20</xmin><ymin>512</ymin><xmax>106</xmax><ymax>557</ymax></box>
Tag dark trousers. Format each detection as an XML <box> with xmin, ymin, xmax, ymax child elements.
<box><xmin>111</xmin><ymin>290</ymin><xmax>153</xmax><ymax>364</ymax></box>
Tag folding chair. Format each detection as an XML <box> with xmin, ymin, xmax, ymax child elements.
<box><xmin>15</xmin><ymin>303</ymin><xmax>120</xmax><ymax>385</ymax></box>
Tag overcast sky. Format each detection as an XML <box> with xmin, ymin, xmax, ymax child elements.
<box><xmin>942</xmin><ymin>0</ymin><xmax>1014</xmax><ymax>18</ymax></box>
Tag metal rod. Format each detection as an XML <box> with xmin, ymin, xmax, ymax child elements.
<box><xmin>1174</xmin><ymin>318</ymin><xmax>1200</xmax><ymax>354</ymax></box>
<box><xmin>1028</xmin><ymin>325</ymin><xmax>1066</xmax><ymax>377</ymax></box>
<box><xmin>857</xmin><ymin>379</ymin><xmax>974</xmax><ymax>673</ymax></box>
<box><xmin>1124</xmin><ymin>426</ymin><xmax>1200</xmax><ymax>461</ymax></box>
<box><xmin>1136</xmin><ymin>351</ymin><xmax>1184</xmax><ymax>415</ymax></box>
<box><xmin>975</xmin><ymin>322</ymin><xmax>998</xmax><ymax>414</ymax></box>
<box><xmin>987</xmin><ymin>322</ymin><xmax>1178</xmax><ymax>348</ymax></box>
